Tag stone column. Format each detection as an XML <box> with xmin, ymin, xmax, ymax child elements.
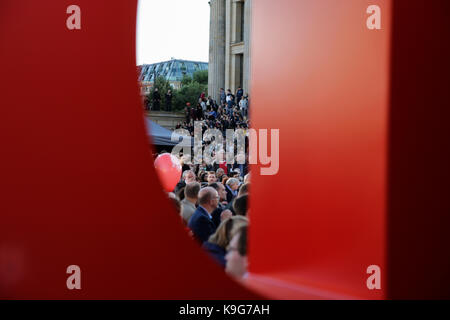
<box><xmin>225</xmin><ymin>0</ymin><xmax>232</xmax><ymax>92</ymax></box>
<box><xmin>208</xmin><ymin>0</ymin><xmax>226</xmax><ymax>103</ymax></box>
<box><xmin>243</xmin><ymin>0</ymin><xmax>252</xmax><ymax>97</ymax></box>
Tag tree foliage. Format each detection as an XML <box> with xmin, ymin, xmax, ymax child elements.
<box><xmin>192</xmin><ymin>70</ymin><xmax>208</xmax><ymax>85</ymax></box>
<box><xmin>172</xmin><ymin>70</ymin><xmax>208</xmax><ymax>111</ymax></box>
<box><xmin>146</xmin><ymin>70</ymin><xmax>209</xmax><ymax>112</ymax></box>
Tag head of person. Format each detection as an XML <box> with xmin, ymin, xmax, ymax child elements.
<box><xmin>221</xmin><ymin>175</ymin><xmax>229</xmax><ymax>185</ymax></box>
<box><xmin>176</xmin><ymin>187</ymin><xmax>185</xmax><ymax>201</ymax></box>
<box><xmin>209</xmin><ymin>182</ymin><xmax>227</xmax><ymax>202</ymax></box>
<box><xmin>208</xmin><ymin>216</ymin><xmax>248</xmax><ymax>249</ymax></box>
<box><xmin>225</xmin><ymin>226</ymin><xmax>248</xmax><ymax>279</ymax></box>
<box><xmin>238</xmin><ymin>183</ymin><xmax>249</xmax><ymax>197</ymax></box>
<box><xmin>200</xmin><ymin>171</ymin><xmax>209</xmax><ymax>183</ymax></box>
<box><xmin>216</xmin><ymin>168</ymin><xmax>225</xmax><ymax>179</ymax></box>
<box><xmin>183</xmin><ymin>170</ymin><xmax>196</xmax><ymax>184</ymax></box>
<box><xmin>243</xmin><ymin>173</ymin><xmax>250</xmax><ymax>184</ymax></box>
<box><xmin>198</xmin><ymin>187</ymin><xmax>220</xmax><ymax>213</ymax></box>
<box><xmin>233</xmin><ymin>194</ymin><xmax>248</xmax><ymax>216</ymax></box>
<box><xmin>226</xmin><ymin>178</ymin><xmax>240</xmax><ymax>191</ymax></box>
<box><xmin>184</xmin><ymin>182</ymin><xmax>200</xmax><ymax>202</ymax></box>
<box><xmin>207</xmin><ymin>172</ymin><xmax>217</xmax><ymax>184</ymax></box>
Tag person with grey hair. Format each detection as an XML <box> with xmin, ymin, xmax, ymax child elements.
<box><xmin>180</xmin><ymin>182</ymin><xmax>200</xmax><ymax>225</ymax></box>
<box><xmin>225</xmin><ymin>178</ymin><xmax>240</xmax><ymax>203</ymax></box>
<box><xmin>216</xmin><ymin>168</ymin><xmax>225</xmax><ymax>181</ymax></box>
<box><xmin>188</xmin><ymin>187</ymin><xmax>220</xmax><ymax>243</ymax></box>
<box><xmin>174</xmin><ymin>169</ymin><xmax>196</xmax><ymax>194</ymax></box>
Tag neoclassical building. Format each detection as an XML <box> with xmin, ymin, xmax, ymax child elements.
<box><xmin>208</xmin><ymin>0</ymin><xmax>252</xmax><ymax>102</ymax></box>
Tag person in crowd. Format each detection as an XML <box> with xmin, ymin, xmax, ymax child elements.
<box><xmin>152</xmin><ymin>87</ymin><xmax>161</xmax><ymax>111</ymax></box>
<box><xmin>189</xmin><ymin>103</ymin><xmax>196</xmax><ymax>121</ymax></box>
<box><xmin>236</xmin><ymin>86</ymin><xmax>243</xmax><ymax>104</ymax></box>
<box><xmin>238</xmin><ymin>183</ymin><xmax>249</xmax><ymax>197</ymax></box>
<box><xmin>225</xmin><ymin>178</ymin><xmax>240</xmax><ymax>203</ymax></box>
<box><xmin>239</xmin><ymin>95</ymin><xmax>248</xmax><ymax>119</ymax></box>
<box><xmin>243</xmin><ymin>173</ymin><xmax>250</xmax><ymax>184</ymax></box>
<box><xmin>207</xmin><ymin>171</ymin><xmax>218</xmax><ymax>185</ymax></box>
<box><xmin>226</xmin><ymin>89</ymin><xmax>234</xmax><ymax>109</ymax></box>
<box><xmin>165</xmin><ymin>89</ymin><xmax>173</xmax><ymax>112</ymax></box>
<box><xmin>176</xmin><ymin>187</ymin><xmax>185</xmax><ymax>202</ymax></box>
<box><xmin>181</xmin><ymin>182</ymin><xmax>200</xmax><ymax>225</ymax></box>
<box><xmin>180</xmin><ymin>155</ymin><xmax>191</xmax><ymax>173</ymax></box>
<box><xmin>199</xmin><ymin>171</ymin><xmax>209</xmax><ymax>187</ymax></box>
<box><xmin>209</xmin><ymin>182</ymin><xmax>232</xmax><ymax>227</ymax></box>
<box><xmin>195</xmin><ymin>103</ymin><xmax>203</xmax><ymax>121</ymax></box>
<box><xmin>225</xmin><ymin>225</ymin><xmax>248</xmax><ymax>279</ymax></box>
<box><xmin>220</xmin><ymin>88</ymin><xmax>226</xmax><ymax>105</ymax></box>
<box><xmin>184</xmin><ymin>102</ymin><xmax>191</xmax><ymax>123</ymax></box>
<box><xmin>216</xmin><ymin>168</ymin><xmax>225</xmax><ymax>182</ymax></box>
<box><xmin>203</xmin><ymin>216</ymin><xmax>248</xmax><ymax>268</ymax></box>
<box><xmin>222</xmin><ymin>175</ymin><xmax>229</xmax><ymax>186</ymax></box>
<box><xmin>188</xmin><ymin>187</ymin><xmax>220</xmax><ymax>244</ymax></box>
<box><xmin>174</xmin><ymin>169</ymin><xmax>196</xmax><ymax>194</ymax></box>
<box><xmin>231</xmin><ymin>167</ymin><xmax>243</xmax><ymax>179</ymax></box>
<box><xmin>233</xmin><ymin>194</ymin><xmax>248</xmax><ymax>216</ymax></box>
<box><xmin>201</xmin><ymin>99</ymin><xmax>207</xmax><ymax>113</ymax></box>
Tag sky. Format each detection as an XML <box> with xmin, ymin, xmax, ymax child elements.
<box><xmin>136</xmin><ymin>0</ymin><xmax>210</xmax><ymax>65</ymax></box>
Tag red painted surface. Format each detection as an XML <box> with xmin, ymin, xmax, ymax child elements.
<box><xmin>249</xmin><ymin>0</ymin><xmax>391</xmax><ymax>299</ymax></box>
<box><xmin>0</xmin><ymin>0</ymin><xmax>258</xmax><ymax>299</ymax></box>
<box><xmin>1</xmin><ymin>0</ymin><xmax>449</xmax><ymax>300</ymax></box>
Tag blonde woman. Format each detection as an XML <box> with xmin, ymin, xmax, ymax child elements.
<box><xmin>202</xmin><ymin>216</ymin><xmax>248</xmax><ymax>268</ymax></box>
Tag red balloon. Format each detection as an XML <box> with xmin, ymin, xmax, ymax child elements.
<box><xmin>154</xmin><ymin>153</ymin><xmax>182</xmax><ymax>192</ymax></box>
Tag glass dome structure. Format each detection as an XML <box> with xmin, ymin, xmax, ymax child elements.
<box><xmin>138</xmin><ymin>59</ymin><xmax>208</xmax><ymax>89</ymax></box>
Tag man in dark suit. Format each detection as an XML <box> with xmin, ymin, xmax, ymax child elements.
<box><xmin>188</xmin><ymin>187</ymin><xmax>220</xmax><ymax>244</ymax></box>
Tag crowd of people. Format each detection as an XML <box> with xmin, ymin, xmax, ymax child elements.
<box><xmin>176</xmin><ymin>88</ymin><xmax>250</xmax><ymax>137</ymax></box>
<box><xmin>167</xmin><ymin>159</ymin><xmax>250</xmax><ymax>280</ymax></box>
<box><xmin>151</xmin><ymin>87</ymin><xmax>251</xmax><ymax>279</ymax></box>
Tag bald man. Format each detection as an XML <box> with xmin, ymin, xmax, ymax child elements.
<box><xmin>187</xmin><ymin>187</ymin><xmax>220</xmax><ymax>243</ymax></box>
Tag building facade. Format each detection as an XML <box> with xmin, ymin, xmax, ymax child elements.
<box><xmin>138</xmin><ymin>59</ymin><xmax>208</xmax><ymax>95</ymax></box>
<box><xmin>208</xmin><ymin>0</ymin><xmax>252</xmax><ymax>102</ymax></box>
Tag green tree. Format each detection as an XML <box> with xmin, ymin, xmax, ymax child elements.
<box><xmin>148</xmin><ymin>71</ymin><xmax>209</xmax><ymax>112</ymax></box>
<box><xmin>181</xmin><ymin>74</ymin><xmax>193</xmax><ymax>86</ymax></box>
<box><xmin>192</xmin><ymin>70</ymin><xmax>208</xmax><ymax>85</ymax></box>
<box><xmin>173</xmin><ymin>81</ymin><xmax>208</xmax><ymax>111</ymax></box>
<box><xmin>171</xmin><ymin>70</ymin><xmax>209</xmax><ymax>111</ymax></box>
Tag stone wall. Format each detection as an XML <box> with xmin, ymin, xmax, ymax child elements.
<box><xmin>146</xmin><ymin>111</ymin><xmax>185</xmax><ymax>130</ymax></box>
